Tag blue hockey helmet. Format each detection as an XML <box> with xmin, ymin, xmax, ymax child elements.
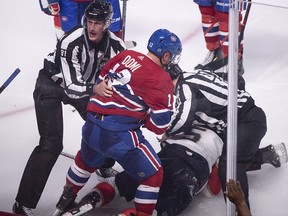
<box><xmin>147</xmin><ymin>29</ymin><xmax>182</xmax><ymax>65</ymax></box>
<box><xmin>83</xmin><ymin>0</ymin><xmax>113</xmax><ymax>30</ymax></box>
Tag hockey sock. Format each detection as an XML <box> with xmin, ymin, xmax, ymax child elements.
<box><xmin>66</xmin><ymin>151</ymin><xmax>97</xmax><ymax>193</ymax></box>
<box><xmin>216</xmin><ymin>10</ymin><xmax>244</xmax><ymax>59</ymax></box>
<box><xmin>94</xmin><ymin>182</ymin><xmax>116</xmax><ymax>206</ymax></box>
<box><xmin>134</xmin><ymin>167</ymin><xmax>163</xmax><ymax>215</ymax></box>
<box><xmin>199</xmin><ymin>5</ymin><xmax>221</xmax><ymax>51</ymax></box>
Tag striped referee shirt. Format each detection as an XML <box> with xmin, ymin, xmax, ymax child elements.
<box><xmin>44</xmin><ymin>26</ymin><xmax>126</xmax><ymax>99</ymax></box>
<box><xmin>167</xmin><ymin>70</ymin><xmax>255</xmax><ymax>135</ymax></box>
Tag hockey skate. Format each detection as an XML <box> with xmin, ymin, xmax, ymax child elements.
<box><xmin>195</xmin><ymin>47</ymin><xmax>223</xmax><ymax>70</ymax></box>
<box><xmin>261</xmin><ymin>143</ymin><xmax>288</xmax><ymax>168</ymax></box>
<box><xmin>53</xmin><ymin>185</ymin><xmax>77</xmax><ymax>216</ymax></box>
<box><xmin>12</xmin><ymin>202</ymin><xmax>33</xmax><ymax>216</ymax></box>
<box><xmin>214</xmin><ymin>64</ymin><xmax>228</xmax><ymax>75</ymax></box>
<box><xmin>61</xmin><ymin>190</ymin><xmax>101</xmax><ymax>216</ymax></box>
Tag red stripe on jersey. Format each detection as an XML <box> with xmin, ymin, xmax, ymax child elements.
<box><xmin>129</xmin><ymin>130</ymin><xmax>161</xmax><ymax>170</ymax></box>
<box><xmin>129</xmin><ymin>130</ymin><xmax>139</xmax><ymax>147</ymax></box>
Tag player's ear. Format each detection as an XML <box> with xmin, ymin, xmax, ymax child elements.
<box><xmin>162</xmin><ymin>52</ymin><xmax>171</xmax><ymax>65</ymax></box>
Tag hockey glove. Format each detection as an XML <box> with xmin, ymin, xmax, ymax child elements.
<box><xmin>39</xmin><ymin>0</ymin><xmax>60</xmax><ymax>16</ymax></box>
<box><xmin>48</xmin><ymin>2</ymin><xmax>60</xmax><ymax>15</ymax></box>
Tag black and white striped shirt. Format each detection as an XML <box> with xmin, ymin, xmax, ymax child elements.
<box><xmin>44</xmin><ymin>26</ymin><xmax>126</xmax><ymax>99</ymax></box>
<box><xmin>167</xmin><ymin>70</ymin><xmax>254</xmax><ymax>135</ymax></box>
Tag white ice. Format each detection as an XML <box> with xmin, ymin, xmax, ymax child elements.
<box><xmin>0</xmin><ymin>0</ymin><xmax>288</xmax><ymax>215</ymax></box>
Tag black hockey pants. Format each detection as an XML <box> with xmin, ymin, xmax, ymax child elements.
<box><xmin>218</xmin><ymin>105</ymin><xmax>267</xmax><ymax>209</ymax></box>
<box><xmin>15</xmin><ymin>69</ymin><xmax>88</xmax><ymax>208</ymax></box>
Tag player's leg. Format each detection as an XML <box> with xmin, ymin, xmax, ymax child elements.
<box><xmin>219</xmin><ymin>106</ymin><xmax>267</xmax><ymax>209</ymax></box>
<box><xmin>114</xmin><ymin>129</ymin><xmax>163</xmax><ymax>216</ymax></box>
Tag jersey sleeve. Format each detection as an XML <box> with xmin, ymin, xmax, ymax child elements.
<box><xmin>142</xmin><ymin>74</ymin><xmax>174</xmax><ymax>135</ymax></box>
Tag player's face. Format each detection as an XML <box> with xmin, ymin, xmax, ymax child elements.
<box><xmin>86</xmin><ymin>18</ymin><xmax>106</xmax><ymax>43</ymax></box>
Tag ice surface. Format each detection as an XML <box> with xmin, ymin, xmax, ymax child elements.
<box><xmin>1</xmin><ymin>0</ymin><xmax>288</xmax><ymax>215</ymax></box>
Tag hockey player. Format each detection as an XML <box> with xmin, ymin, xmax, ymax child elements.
<box><xmin>13</xmin><ymin>1</ymin><xmax>126</xmax><ymax>215</ymax></box>
<box><xmin>58</xmin><ymin>65</ymin><xmax>287</xmax><ymax>216</ymax></box>
<box><xmin>52</xmin><ymin>28</ymin><xmax>182</xmax><ymax>216</ymax></box>
<box><xmin>39</xmin><ymin>0</ymin><xmax>123</xmax><ymax>39</ymax></box>
<box><xmin>61</xmin><ymin>126</ymin><xmax>225</xmax><ymax>216</ymax></box>
<box><xmin>193</xmin><ymin>0</ymin><xmax>247</xmax><ymax>89</ymax></box>
<box><xmin>162</xmin><ymin>64</ymin><xmax>267</xmax><ymax>210</ymax></box>
<box><xmin>58</xmin><ymin>140</ymin><xmax>287</xmax><ymax>215</ymax></box>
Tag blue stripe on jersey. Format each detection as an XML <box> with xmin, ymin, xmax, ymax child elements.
<box><xmin>113</xmin><ymin>84</ymin><xmax>148</xmax><ymax>108</ymax></box>
<box><xmin>150</xmin><ymin>109</ymin><xmax>173</xmax><ymax>128</ymax></box>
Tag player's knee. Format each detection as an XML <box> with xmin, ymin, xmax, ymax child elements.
<box><xmin>201</xmin><ymin>14</ymin><xmax>218</xmax><ymax>24</ymax></box>
<box><xmin>38</xmin><ymin>136</ymin><xmax>63</xmax><ymax>155</ymax></box>
<box><xmin>215</xmin><ymin>11</ymin><xmax>229</xmax><ymax>31</ymax></box>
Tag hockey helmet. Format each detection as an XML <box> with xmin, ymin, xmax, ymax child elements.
<box><xmin>147</xmin><ymin>29</ymin><xmax>182</xmax><ymax>65</ymax></box>
<box><xmin>83</xmin><ymin>0</ymin><xmax>113</xmax><ymax>30</ymax></box>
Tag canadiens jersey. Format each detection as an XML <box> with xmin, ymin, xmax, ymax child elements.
<box><xmin>167</xmin><ymin>70</ymin><xmax>255</xmax><ymax>135</ymax></box>
<box><xmin>87</xmin><ymin>50</ymin><xmax>174</xmax><ymax>135</ymax></box>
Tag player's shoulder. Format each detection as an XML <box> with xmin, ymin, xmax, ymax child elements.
<box><xmin>116</xmin><ymin>50</ymin><xmax>169</xmax><ymax>79</ymax></box>
<box><xmin>59</xmin><ymin>26</ymin><xmax>84</xmax><ymax>46</ymax></box>
<box><xmin>116</xmin><ymin>50</ymin><xmax>146</xmax><ymax>62</ymax></box>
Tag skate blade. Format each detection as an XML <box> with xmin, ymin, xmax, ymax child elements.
<box><xmin>53</xmin><ymin>209</ymin><xmax>63</xmax><ymax>216</ymax></box>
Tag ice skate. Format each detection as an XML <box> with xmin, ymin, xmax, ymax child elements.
<box><xmin>214</xmin><ymin>64</ymin><xmax>228</xmax><ymax>74</ymax></box>
<box><xmin>195</xmin><ymin>47</ymin><xmax>223</xmax><ymax>70</ymax></box>
<box><xmin>53</xmin><ymin>185</ymin><xmax>77</xmax><ymax>216</ymax></box>
<box><xmin>61</xmin><ymin>190</ymin><xmax>101</xmax><ymax>216</ymax></box>
<box><xmin>12</xmin><ymin>202</ymin><xmax>34</xmax><ymax>216</ymax></box>
<box><xmin>273</xmin><ymin>143</ymin><xmax>288</xmax><ymax>166</ymax></box>
<box><xmin>261</xmin><ymin>143</ymin><xmax>288</xmax><ymax>168</ymax></box>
